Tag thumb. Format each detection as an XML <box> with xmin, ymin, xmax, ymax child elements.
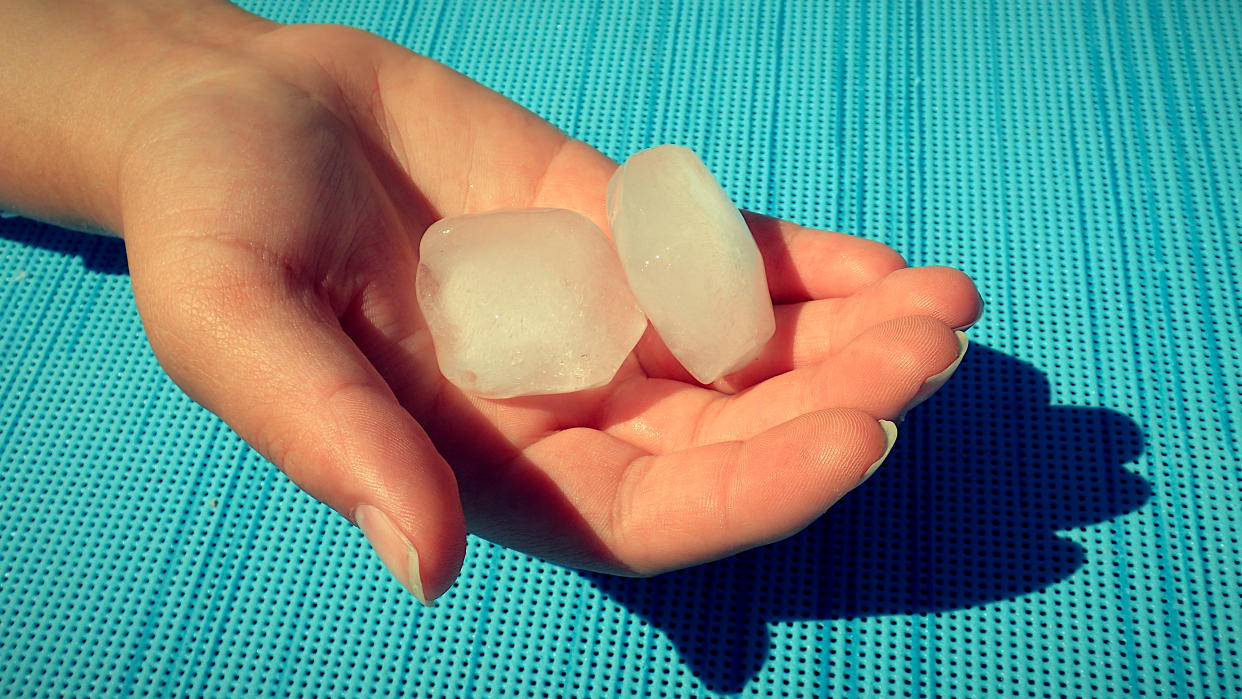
<box><xmin>131</xmin><ymin>251</ymin><xmax>466</xmax><ymax>605</ymax></box>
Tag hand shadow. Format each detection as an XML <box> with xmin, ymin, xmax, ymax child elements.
<box><xmin>582</xmin><ymin>344</ymin><xmax>1150</xmax><ymax>694</ymax></box>
<box><xmin>0</xmin><ymin>216</ymin><xmax>128</xmax><ymax>275</ymax></box>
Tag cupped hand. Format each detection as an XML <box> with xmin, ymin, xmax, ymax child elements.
<box><xmin>119</xmin><ymin>23</ymin><xmax>982</xmax><ymax>603</ymax></box>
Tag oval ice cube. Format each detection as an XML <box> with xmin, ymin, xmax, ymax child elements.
<box><xmin>606</xmin><ymin>145</ymin><xmax>776</xmax><ymax>384</ymax></box>
<box><xmin>416</xmin><ymin>209</ymin><xmax>647</xmax><ymax>398</ymax></box>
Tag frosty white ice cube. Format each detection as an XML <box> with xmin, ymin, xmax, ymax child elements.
<box><xmin>416</xmin><ymin>209</ymin><xmax>646</xmax><ymax>398</ymax></box>
<box><xmin>607</xmin><ymin>145</ymin><xmax>775</xmax><ymax>384</ymax></box>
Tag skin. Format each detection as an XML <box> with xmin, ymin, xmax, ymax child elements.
<box><xmin>0</xmin><ymin>1</ymin><xmax>983</xmax><ymax>603</ymax></box>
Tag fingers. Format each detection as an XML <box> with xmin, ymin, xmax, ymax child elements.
<box><xmin>602</xmin><ymin>315</ymin><xmax>967</xmax><ymax>455</ymax></box>
<box><xmin>607</xmin><ymin>410</ymin><xmax>897</xmax><ymax>575</ymax></box>
<box><xmin>481</xmin><ymin>410</ymin><xmax>896</xmax><ymax>576</ymax></box>
<box><xmin>130</xmin><ymin>252</ymin><xmax>466</xmax><ymax>604</ymax></box>
<box><xmin>744</xmin><ymin>211</ymin><xmax>907</xmax><ymax>303</ymax></box>
<box><xmin>697</xmin><ymin>317</ymin><xmax>966</xmax><ymax>445</ymax></box>
<box><xmin>716</xmin><ymin>265</ymin><xmax>982</xmax><ymax>391</ymax></box>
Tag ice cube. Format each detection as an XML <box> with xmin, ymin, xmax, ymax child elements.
<box><xmin>416</xmin><ymin>209</ymin><xmax>647</xmax><ymax>398</ymax></box>
<box><xmin>606</xmin><ymin>145</ymin><xmax>776</xmax><ymax>384</ymax></box>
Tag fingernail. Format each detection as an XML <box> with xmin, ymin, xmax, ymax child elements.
<box><xmin>905</xmin><ymin>331</ymin><xmax>970</xmax><ymax>411</ymax></box>
<box><xmin>956</xmin><ymin>291</ymin><xmax>985</xmax><ymax>331</ymax></box>
<box><xmin>354</xmin><ymin>505</ymin><xmax>432</xmax><ymax>606</ymax></box>
<box><xmin>860</xmin><ymin>420</ymin><xmax>899</xmax><ymax>483</ymax></box>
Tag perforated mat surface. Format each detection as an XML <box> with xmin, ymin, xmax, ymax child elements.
<box><xmin>2</xmin><ymin>0</ymin><xmax>1240</xmax><ymax>696</ymax></box>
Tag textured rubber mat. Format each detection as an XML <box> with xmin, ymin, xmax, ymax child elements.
<box><xmin>2</xmin><ymin>0</ymin><xmax>1240</xmax><ymax>696</ymax></box>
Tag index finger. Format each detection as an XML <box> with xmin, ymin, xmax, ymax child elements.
<box><xmin>745</xmin><ymin>211</ymin><xmax>908</xmax><ymax>303</ymax></box>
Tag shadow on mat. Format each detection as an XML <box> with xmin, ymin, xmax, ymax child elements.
<box><xmin>582</xmin><ymin>344</ymin><xmax>1149</xmax><ymax>694</ymax></box>
<box><xmin>0</xmin><ymin>217</ymin><xmax>128</xmax><ymax>275</ymax></box>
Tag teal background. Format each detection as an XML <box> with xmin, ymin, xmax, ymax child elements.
<box><xmin>2</xmin><ymin>0</ymin><xmax>1239</xmax><ymax>695</ymax></box>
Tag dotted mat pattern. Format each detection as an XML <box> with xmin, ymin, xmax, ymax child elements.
<box><xmin>2</xmin><ymin>0</ymin><xmax>1240</xmax><ymax>696</ymax></box>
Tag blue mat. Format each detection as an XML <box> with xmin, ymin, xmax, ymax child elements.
<box><xmin>2</xmin><ymin>0</ymin><xmax>1240</xmax><ymax>695</ymax></box>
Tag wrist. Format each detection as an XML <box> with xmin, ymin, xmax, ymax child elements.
<box><xmin>0</xmin><ymin>1</ymin><xmax>276</xmax><ymax>235</ymax></box>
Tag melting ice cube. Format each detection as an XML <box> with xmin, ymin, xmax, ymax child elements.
<box><xmin>416</xmin><ymin>209</ymin><xmax>646</xmax><ymax>398</ymax></box>
<box><xmin>607</xmin><ymin>145</ymin><xmax>776</xmax><ymax>384</ymax></box>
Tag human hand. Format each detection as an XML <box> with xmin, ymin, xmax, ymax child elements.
<box><xmin>106</xmin><ymin>22</ymin><xmax>981</xmax><ymax>603</ymax></box>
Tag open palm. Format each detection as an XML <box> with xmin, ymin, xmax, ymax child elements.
<box><xmin>119</xmin><ymin>24</ymin><xmax>981</xmax><ymax>603</ymax></box>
